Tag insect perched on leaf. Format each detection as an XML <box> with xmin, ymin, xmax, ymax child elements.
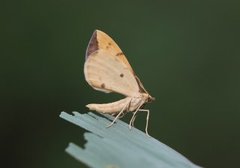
<box><xmin>84</xmin><ymin>30</ymin><xmax>154</xmax><ymax>135</ymax></box>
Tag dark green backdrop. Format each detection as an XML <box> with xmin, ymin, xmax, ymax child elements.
<box><xmin>1</xmin><ymin>1</ymin><xmax>240</xmax><ymax>168</ymax></box>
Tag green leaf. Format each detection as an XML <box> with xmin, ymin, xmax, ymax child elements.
<box><xmin>60</xmin><ymin>112</ymin><xmax>201</xmax><ymax>168</ymax></box>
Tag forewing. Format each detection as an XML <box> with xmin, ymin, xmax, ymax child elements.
<box><xmin>86</xmin><ymin>30</ymin><xmax>134</xmax><ymax>73</ymax></box>
<box><xmin>84</xmin><ymin>49</ymin><xmax>139</xmax><ymax>97</ymax></box>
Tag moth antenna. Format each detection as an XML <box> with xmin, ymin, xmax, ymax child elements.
<box><xmin>135</xmin><ymin>75</ymin><xmax>149</xmax><ymax>94</ymax></box>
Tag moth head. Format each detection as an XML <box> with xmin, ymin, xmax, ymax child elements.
<box><xmin>147</xmin><ymin>95</ymin><xmax>155</xmax><ymax>103</ymax></box>
<box><xmin>142</xmin><ymin>93</ymin><xmax>155</xmax><ymax>103</ymax></box>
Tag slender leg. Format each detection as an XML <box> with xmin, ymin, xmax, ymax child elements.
<box><xmin>131</xmin><ymin>114</ymin><xmax>137</xmax><ymax>127</ymax></box>
<box><xmin>106</xmin><ymin>99</ymin><xmax>132</xmax><ymax>128</ymax></box>
<box><xmin>129</xmin><ymin>103</ymin><xmax>143</xmax><ymax>129</ymax></box>
<box><xmin>118</xmin><ymin>111</ymin><xmax>126</xmax><ymax>118</ymax></box>
<box><xmin>129</xmin><ymin>111</ymin><xmax>138</xmax><ymax>129</ymax></box>
<box><xmin>138</xmin><ymin>109</ymin><xmax>150</xmax><ymax>136</ymax></box>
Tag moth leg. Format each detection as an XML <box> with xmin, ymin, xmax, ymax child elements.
<box><xmin>129</xmin><ymin>111</ymin><xmax>137</xmax><ymax>129</ymax></box>
<box><xmin>130</xmin><ymin>104</ymin><xmax>142</xmax><ymax>127</ymax></box>
<box><xmin>112</xmin><ymin>111</ymin><xmax>126</xmax><ymax>119</ymax></box>
<box><xmin>128</xmin><ymin>103</ymin><xmax>143</xmax><ymax>129</ymax></box>
<box><xmin>118</xmin><ymin>99</ymin><xmax>132</xmax><ymax>118</ymax></box>
<box><xmin>138</xmin><ymin>109</ymin><xmax>150</xmax><ymax>136</ymax></box>
<box><xmin>130</xmin><ymin>114</ymin><xmax>137</xmax><ymax>127</ymax></box>
<box><xmin>118</xmin><ymin>112</ymin><xmax>127</xmax><ymax>118</ymax></box>
<box><xmin>106</xmin><ymin>99</ymin><xmax>132</xmax><ymax>128</ymax></box>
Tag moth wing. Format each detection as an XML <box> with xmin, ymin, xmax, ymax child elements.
<box><xmin>84</xmin><ymin>49</ymin><xmax>139</xmax><ymax>97</ymax></box>
<box><xmin>86</xmin><ymin>30</ymin><xmax>135</xmax><ymax>73</ymax></box>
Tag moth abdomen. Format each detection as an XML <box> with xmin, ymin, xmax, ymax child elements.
<box><xmin>86</xmin><ymin>97</ymin><xmax>131</xmax><ymax>114</ymax></box>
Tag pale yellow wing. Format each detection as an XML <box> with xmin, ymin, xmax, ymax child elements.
<box><xmin>84</xmin><ymin>30</ymin><xmax>149</xmax><ymax>97</ymax></box>
<box><xmin>84</xmin><ymin>49</ymin><xmax>139</xmax><ymax>97</ymax></box>
<box><xmin>86</xmin><ymin>30</ymin><xmax>134</xmax><ymax>73</ymax></box>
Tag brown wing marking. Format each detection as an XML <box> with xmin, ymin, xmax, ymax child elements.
<box><xmin>85</xmin><ymin>30</ymin><xmax>134</xmax><ymax>73</ymax></box>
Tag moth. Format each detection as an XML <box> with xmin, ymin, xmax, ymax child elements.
<box><xmin>84</xmin><ymin>30</ymin><xmax>154</xmax><ymax>135</ymax></box>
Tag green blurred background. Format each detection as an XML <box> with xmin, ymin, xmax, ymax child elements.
<box><xmin>1</xmin><ymin>0</ymin><xmax>240</xmax><ymax>168</ymax></box>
